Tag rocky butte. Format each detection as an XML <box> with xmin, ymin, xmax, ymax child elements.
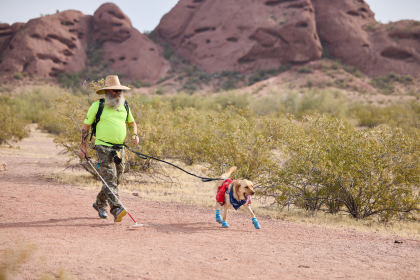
<box><xmin>0</xmin><ymin>3</ymin><xmax>169</xmax><ymax>84</ymax></box>
<box><xmin>0</xmin><ymin>0</ymin><xmax>419</xmax><ymax>83</ymax></box>
<box><xmin>155</xmin><ymin>0</ymin><xmax>420</xmax><ymax>78</ymax></box>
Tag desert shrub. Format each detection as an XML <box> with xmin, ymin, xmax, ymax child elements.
<box><xmin>0</xmin><ymin>244</ymin><xmax>36</xmax><ymax>280</ymax></box>
<box><xmin>0</xmin><ymin>243</ymin><xmax>73</xmax><ymax>280</ymax></box>
<box><xmin>342</xmin><ymin>64</ymin><xmax>363</xmax><ymax>78</ymax></box>
<box><xmin>293</xmin><ymin>90</ymin><xmax>349</xmax><ymax>118</ymax></box>
<box><xmin>0</xmin><ymin>86</ymin><xmax>68</xmax><ymax>143</ymax></box>
<box><xmin>351</xmin><ymin>102</ymin><xmax>420</xmax><ymax>129</ymax></box>
<box><xmin>166</xmin><ymin>92</ymin><xmax>250</xmax><ymax>112</ymax></box>
<box><xmin>261</xmin><ymin>115</ymin><xmax>419</xmax><ymax>221</ymax></box>
<box><xmin>249</xmin><ymin>89</ymin><xmax>350</xmax><ymax>119</ymax></box>
<box><xmin>0</xmin><ymin>97</ymin><xmax>29</xmax><ymax>144</ymax></box>
<box><xmin>124</xmin><ymin>99</ymin><xmax>280</xmax><ymax>179</ymax></box>
<box><xmin>12</xmin><ymin>72</ymin><xmax>23</xmax><ymax>80</ymax></box>
<box><xmin>370</xmin><ymin>73</ymin><xmax>414</xmax><ymax>94</ymax></box>
<box><xmin>248</xmin><ymin>65</ymin><xmax>290</xmax><ymax>86</ymax></box>
<box><xmin>297</xmin><ymin>66</ymin><xmax>313</xmax><ymax>74</ymax></box>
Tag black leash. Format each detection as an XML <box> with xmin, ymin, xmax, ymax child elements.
<box><xmin>96</xmin><ymin>139</ymin><xmax>221</xmax><ymax>182</ymax></box>
<box><xmin>123</xmin><ymin>145</ymin><xmax>221</xmax><ymax>182</ymax></box>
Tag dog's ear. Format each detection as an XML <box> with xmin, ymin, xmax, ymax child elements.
<box><xmin>233</xmin><ymin>181</ymin><xmax>243</xmax><ymax>200</ymax></box>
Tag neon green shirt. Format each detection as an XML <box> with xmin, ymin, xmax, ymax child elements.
<box><xmin>84</xmin><ymin>100</ymin><xmax>134</xmax><ymax>146</ymax></box>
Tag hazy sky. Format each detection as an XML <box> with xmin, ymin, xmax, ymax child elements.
<box><xmin>0</xmin><ymin>0</ymin><xmax>419</xmax><ymax>32</ymax></box>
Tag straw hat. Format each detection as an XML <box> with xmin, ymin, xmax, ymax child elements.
<box><xmin>96</xmin><ymin>75</ymin><xmax>130</xmax><ymax>94</ymax></box>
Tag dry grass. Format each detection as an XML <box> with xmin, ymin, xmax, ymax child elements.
<box><xmin>0</xmin><ymin>241</ymin><xmax>75</xmax><ymax>280</ymax></box>
<box><xmin>0</xmin><ymin>243</ymin><xmax>36</xmax><ymax>280</ymax></box>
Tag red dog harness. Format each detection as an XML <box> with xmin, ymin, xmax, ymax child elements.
<box><xmin>216</xmin><ymin>178</ymin><xmax>234</xmax><ymax>205</ymax></box>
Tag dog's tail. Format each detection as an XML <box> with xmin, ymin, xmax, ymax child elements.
<box><xmin>220</xmin><ymin>166</ymin><xmax>237</xmax><ymax>179</ymax></box>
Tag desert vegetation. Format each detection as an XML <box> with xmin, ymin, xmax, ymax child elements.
<box><xmin>1</xmin><ymin>84</ymin><xmax>418</xmax><ymax>223</ymax></box>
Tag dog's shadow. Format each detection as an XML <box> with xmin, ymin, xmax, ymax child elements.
<box><xmin>0</xmin><ymin>217</ymin><xmax>112</xmax><ymax>229</ymax></box>
<box><xmin>147</xmin><ymin>221</ymin><xmax>246</xmax><ymax>234</ymax></box>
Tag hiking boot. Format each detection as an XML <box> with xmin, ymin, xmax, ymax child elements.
<box><xmin>92</xmin><ymin>203</ymin><xmax>108</xmax><ymax>219</ymax></box>
<box><xmin>112</xmin><ymin>207</ymin><xmax>127</xmax><ymax>223</ymax></box>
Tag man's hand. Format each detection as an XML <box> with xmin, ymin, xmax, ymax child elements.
<box><xmin>80</xmin><ymin>124</ymin><xmax>90</xmax><ymax>160</ymax></box>
<box><xmin>79</xmin><ymin>144</ymin><xmax>88</xmax><ymax>160</ymax></box>
<box><xmin>132</xmin><ymin>135</ymin><xmax>139</xmax><ymax>146</ymax></box>
<box><xmin>127</xmin><ymin>122</ymin><xmax>139</xmax><ymax>146</ymax></box>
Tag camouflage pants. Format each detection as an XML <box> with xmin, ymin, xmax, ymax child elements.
<box><xmin>94</xmin><ymin>145</ymin><xmax>125</xmax><ymax>214</ymax></box>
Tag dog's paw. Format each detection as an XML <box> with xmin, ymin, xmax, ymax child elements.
<box><xmin>216</xmin><ymin>214</ymin><xmax>223</xmax><ymax>223</ymax></box>
<box><xmin>252</xmin><ymin>217</ymin><xmax>261</xmax><ymax>229</ymax></box>
<box><xmin>222</xmin><ymin>221</ymin><xmax>229</xmax><ymax>228</ymax></box>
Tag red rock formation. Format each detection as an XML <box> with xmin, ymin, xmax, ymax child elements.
<box><xmin>155</xmin><ymin>0</ymin><xmax>323</xmax><ymax>73</ymax></box>
<box><xmin>0</xmin><ymin>3</ymin><xmax>169</xmax><ymax>83</ymax></box>
<box><xmin>0</xmin><ymin>23</ymin><xmax>24</xmax><ymax>55</ymax></box>
<box><xmin>0</xmin><ymin>10</ymin><xmax>89</xmax><ymax>78</ymax></box>
<box><xmin>312</xmin><ymin>0</ymin><xmax>420</xmax><ymax>77</ymax></box>
<box><xmin>92</xmin><ymin>3</ymin><xmax>170</xmax><ymax>83</ymax></box>
<box><xmin>156</xmin><ymin>0</ymin><xmax>420</xmax><ymax>78</ymax></box>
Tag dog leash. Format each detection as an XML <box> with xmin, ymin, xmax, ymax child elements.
<box><xmin>95</xmin><ymin>140</ymin><xmax>221</xmax><ymax>182</ymax></box>
<box><xmin>123</xmin><ymin>145</ymin><xmax>221</xmax><ymax>182</ymax></box>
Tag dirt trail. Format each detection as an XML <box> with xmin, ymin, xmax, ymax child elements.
<box><xmin>0</xmin><ymin>127</ymin><xmax>419</xmax><ymax>280</ymax></box>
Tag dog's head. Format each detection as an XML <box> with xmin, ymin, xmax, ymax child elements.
<box><xmin>233</xmin><ymin>179</ymin><xmax>255</xmax><ymax>201</ymax></box>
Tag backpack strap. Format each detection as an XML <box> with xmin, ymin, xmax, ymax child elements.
<box><xmin>90</xmin><ymin>98</ymin><xmax>105</xmax><ymax>141</ymax></box>
<box><xmin>124</xmin><ymin>100</ymin><xmax>130</xmax><ymax>122</ymax></box>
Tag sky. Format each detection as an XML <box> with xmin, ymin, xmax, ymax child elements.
<box><xmin>0</xmin><ymin>0</ymin><xmax>419</xmax><ymax>32</ymax></box>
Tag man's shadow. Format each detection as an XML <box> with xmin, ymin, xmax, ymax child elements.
<box><xmin>0</xmin><ymin>217</ymin><xmax>113</xmax><ymax>229</ymax></box>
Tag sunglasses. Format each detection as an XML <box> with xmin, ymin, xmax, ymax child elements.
<box><xmin>112</xmin><ymin>90</ymin><xmax>122</xmax><ymax>93</ymax></box>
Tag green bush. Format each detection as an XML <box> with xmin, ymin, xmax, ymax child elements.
<box><xmin>248</xmin><ymin>65</ymin><xmax>290</xmax><ymax>86</ymax></box>
<box><xmin>261</xmin><ymin>115</ymin><xmax>419</xmax><ymax>221</ymax></box>
<box><xmin>351</xmin><ymin>103</ymin><xmax>420</xmax><ymax>129</ymax></box>
<box><xmin>0</xmin><ymin>97</ymin><xmax>29</xmax><ymax>144</ymax></box>
<box><xmin>370</xmin><ymin>73</ymin><xmax>414</xmax><ymax>94</ymax></box>
<box><xmin>13</xmin><ymin>72</ymin><xmax>23</xmax><ymax>80</ymax></box>
<box><xmin>297</xmin><ymin>66</ymin><xmax>313</xmax><ymax>74</ymax></box>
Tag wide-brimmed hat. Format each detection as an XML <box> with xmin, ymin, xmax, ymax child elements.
<box><xmin>96</xmin><ymin>75</ymin><xmax>130</xmax><ymax>94</ymax></box>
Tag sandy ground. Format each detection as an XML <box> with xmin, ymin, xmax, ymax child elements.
<box><xmin>0</xmin><ymin>127</ymin><xmax>419</xmax><ymax>280</ymax></box>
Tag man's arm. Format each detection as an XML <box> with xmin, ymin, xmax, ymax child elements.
<box><xmin>79</xmin><ymin>124</ymin><xmax>91</xmax><ymax>159</ymax></box>
<box><xmin>127</xmin><ymin>121</ymin><xmax>139</xmax><ymax>145</ymax></box>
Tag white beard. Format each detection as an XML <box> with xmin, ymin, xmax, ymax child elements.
<box><xmin>105</xmin><ymin>93</ymin><xmax>125</xmax><ymax>109</ymax></box>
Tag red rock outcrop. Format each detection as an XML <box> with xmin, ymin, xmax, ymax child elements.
<box><xmin>0</xmin><ymin>3</ymin><xmax>169</xmax><ymax>83</ymax></box>
<box><xmin>92</xmin><ymin>3</ymin><xmax>170</xmax><ymax>83</ymax></box>
<box><xmin>0</xmin><ymin>10</ymin><xmax>89</xmax><ymax>78</ymax></box>
<box><xmin>312</xmin><ymin>0</ymin><xmax>420</xmax><ymax>77</ymax></box>
<box><xmin>0</xmin><ymin>23</ymin><xmax>24</xmax><ymax>55</ymax></box>
<box><xmin>155</xmin><ymin>0</ymin><xmax>323</xmax><ymax>73</ymax></box>
<box><xmin>156</xmin><ymin>0</ymin><xmax>420</xmax><ymax>78</ymax></box>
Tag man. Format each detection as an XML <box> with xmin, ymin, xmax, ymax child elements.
<box><xmin>79</xmin><ymin>75</ymin><xmax>139</xmax><ymax>222</ymax></box>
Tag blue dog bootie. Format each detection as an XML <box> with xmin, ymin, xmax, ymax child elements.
<box><xmin>222</xmin><ymin>221</ymin><xmax>229</xmax><ymax>228</ymax></box>
<box><xmin>252</xmin><ymin>217</ymin><xmax>261</xmax><ymax>229</ymax></box>
<box><xmin>216</xmin><ymin>210</ymin><xmax>223</xmax><ymax>223</ymax></box>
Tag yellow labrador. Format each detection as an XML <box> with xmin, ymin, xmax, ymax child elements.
<box><xmin>215</xmin><ymin>166</ymin><xmax>261</xmax><ymax>229</ymax></box>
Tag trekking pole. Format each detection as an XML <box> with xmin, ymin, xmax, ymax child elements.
<box><xmin>84</xmin><ymin>156</ymin><xmax>142</xmax><ymax>227</ymax></box>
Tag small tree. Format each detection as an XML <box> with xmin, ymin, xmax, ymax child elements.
<box><xmin>262</xmin><ymin>115</ymin><xmax>419</xmax><ymax>220</ymax></box>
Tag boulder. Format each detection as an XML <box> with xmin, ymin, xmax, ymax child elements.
<box><xmin>155</xmin><ymin>0</ymin><xmax>323</xmax><ymax>73</ymax></box>
<box><xmin>312</xmin><ymin>0</ymin><xmax>420</xmax><ymax>77</ymax></box>
<box><xmin>92</xmin><ymin>3</ymin><xmax>170</xmax><ymax>83</ymax></box>
<box><xmin>0</xmin><ymin>23</ymin><xmax>24</xmax><ymax>54</ymax></box>
<box><xmin>0</xmin><ymin>10</ymin><xmax>90</xmax><ymax>78</ymax></box>
<box><xmin>0</xmin><ymin>3</ymin><xmax>169</xmax><ymax>84</ymax></box>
